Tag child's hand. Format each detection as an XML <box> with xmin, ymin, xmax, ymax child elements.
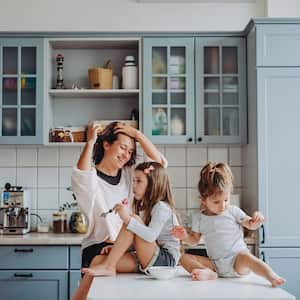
<box><xmin>100</xmin><ymin>245</ymin><xmax>113</xmax><ymax>255</ymax></box>
<box><xmin>171</xmin><ymin>226</ymin><xmax>188</xmax><ymax>240</ymax></box>
<box><xmin>249</xmin><ymin>211</ymin><xmax>264</xmax><ymax>229</ymax></box>
<box><xmin>113</xmin><ymin>200</ymin><xmax>130</xmax><ymax>225</ymax></box>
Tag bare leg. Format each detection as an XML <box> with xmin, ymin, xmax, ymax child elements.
<box><xmin>234</xmin><ymin>252</ymin><xmax>285</xmax><ymax>287</ymax></box>
<box><xmin>72</xmin><ymin>254</ymin><xmax>106</xmax><ymax>300</ymax></box>
<box><xmin>180</xmin><ymin>253</ymin><xmax>218</xmax><ymax>281</ymax></box>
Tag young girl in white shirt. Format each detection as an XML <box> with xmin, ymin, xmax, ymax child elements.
<box><xmin>172</xmin><ymin>162</ymin><xmax>285</xmax><ymax>287</ymax></box>
<box><xmin>81</xmin><ymin>161</ymin><xmax>180</xmax><ymax>278</ymax></box>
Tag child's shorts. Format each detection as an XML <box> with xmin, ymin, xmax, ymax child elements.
<box><xmin>139</xmin><ymin>245</ymin><xmax>175</xmax><ymax>274</ymax></box>
<box><xmin>212</xmin><ymin>251</ymin><xmax>250</xmax><ymax>278</ymax></box>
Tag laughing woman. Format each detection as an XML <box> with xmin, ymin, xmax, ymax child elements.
<box><xmin>71</xmin><ymin>121</ymin><xmax>167</xmax><ymax>300</ymax></box>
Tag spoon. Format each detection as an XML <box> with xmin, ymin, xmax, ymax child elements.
<box><xmin>100</xmin><ymin>198</ymin><xmax>128</xmax><ymax>218</ymax></box>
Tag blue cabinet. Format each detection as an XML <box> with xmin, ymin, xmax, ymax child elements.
<box><xmin>143</xmin><ymin>38</ymin><xmax>195</xmax><ymax>144</ymax></box>
<box><xmin>260</xmin><ymin>248</ymin><xmax>300</xmax><ymax>300</ymax></box>
<box><xmin>0</xmin><ymin>38</ymin><xmax>44</xmax><ymax>144</ymax></box>
<box><xmin>143</xmin><ymin>37</ymin><xmax>246</xmax><ymax>144</ymax></box>
<box><xmin>69</xmin><ymin>246</ymin><xmax>81</xmax><ymax>299</ymax></box>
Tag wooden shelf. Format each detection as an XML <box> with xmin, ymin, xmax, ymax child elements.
<box><xmin>49</xmin><ymin>89</ymin><xmax>140</xmax><ymax>98</ymax></box>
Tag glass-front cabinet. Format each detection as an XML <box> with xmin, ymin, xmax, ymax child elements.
<box><xmin>195</xmin><ymin>37</ymin><xmax>246</xmax><ymax>144</ymax></box>
<box><xmin>143</xmin><ymin>38</ymin><xmax>195</xmax><ymax>144</ymax></box>
<box><xmin>0</xmin><ymin>39</ymin><xmax>44</xmax><ymax>144</ymax></box>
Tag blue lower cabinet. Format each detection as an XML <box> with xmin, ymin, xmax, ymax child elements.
<box><xmin>69</xmin><ymin>270</ymin><xmax>81</xmax><ymax>299</ymax></box>
<box><xmin>0</xmin><ymin>270</ymin><xmax>68</xmax><ymax>300</ymax></box>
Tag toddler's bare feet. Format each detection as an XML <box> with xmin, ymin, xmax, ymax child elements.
<box><xmin>191</xmin><ymin>268</ymin><xmax>218</xmax><ymax>281</ymax></box>
<box><xmin>271</xmin><ymin>276</ymin><xmax>286</xmax><ymax>287</ymax></box>
<box><xmin>81</xmin><ymin>264</ymin><xmax>116</xmax><ymax>277</ymax></box>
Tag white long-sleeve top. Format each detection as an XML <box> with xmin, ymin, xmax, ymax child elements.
<box><xmin>71</xmin><ymin>166</ymin><xmax>133</xmax><ymax>250</ymax></box>
<box><xmin>126</xmin><ymin>201</ymin><xmax>180</xmax><ymax>264</ymax></box>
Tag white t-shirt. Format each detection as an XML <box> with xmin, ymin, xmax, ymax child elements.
<box><xmin>71</xmin><ymin>166</ymin><xmax>133</xmax><ymax>250</ymax></box>
<box><xmin>192</xmin><ymin>205</ymin><xmax>248</xmax><ymax>260</ymax></box>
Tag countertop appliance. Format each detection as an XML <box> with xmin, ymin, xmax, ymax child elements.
<box><xmin>0</xmin><ymin>183</ymin><xmax>31</xmax><ymax>235</ymax></box>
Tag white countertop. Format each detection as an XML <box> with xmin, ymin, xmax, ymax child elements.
<box><xmin>0</xmin><ymin>232</ymin><xmax>85</xmax><ymax>245</ymax></box>
<box><xmin>88</xmin><ymin>268</ymin><xmax>295</xmax><ymax>300</ymax></box>
<box><xmin>0</xmin><ymin>232</ymin><xmax>256</xmax><ymax>246</ymax></box>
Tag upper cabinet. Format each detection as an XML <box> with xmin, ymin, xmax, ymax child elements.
<box><xmin>143</xmin><ymin>38</ymin><xmax>195</xmax><ymax>144</ymax></box>
<box><xmin>195</xmin><ymin>37</ymin><xmax>247</xmax><ymax>144</ymax></box>
<box><xmin>0</xmin><ymin>38</ymin><xmax>44</xmax><ymax>144</ymax></box>
<box><xmin>143</xmin><ymin>37</ymin><xmax>247</xmax><ymax>144</ymax></box>
<box><xmin>45</xmin><ymin>38</ymin><xmax>141</xmax><ymax>145</ymax></box>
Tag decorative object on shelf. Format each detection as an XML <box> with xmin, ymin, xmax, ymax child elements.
<box><xmin>49</xmin><ymin>126</ymin><xmax>86</xmax><ymax>143</ymax></box>
<box><xmin>122</xmin><ymin>55</ymin><xmax>138</xmax><ymax>89</ymax></box>
<box><xmin>56</xmin><ymin>53</ymin><xmax>65</xmax><ymax>89</ymax></box>
<box><xmin>88</xmin><ymin>59</ymin><xmax>113</xmax><ymax>89</ymax></box>
<box><xmin>112</xmin><ymin>74</ymin><xmax>119</xmax><ymax>89</ymax></box>
<box><xmin>171</xmin><ymin>114</ymin><xmax>184</xmax><ymax>135</ymax></box>
<box><xmin>152</xmin><ymin>108</ymin><xmax>168</xmax><ymax>135</ymax></box>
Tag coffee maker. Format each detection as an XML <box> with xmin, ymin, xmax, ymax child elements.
<box><xmin>0</xmin><ymin>183</ymin><xmax>31</xmax><ymax>234</ymax></box>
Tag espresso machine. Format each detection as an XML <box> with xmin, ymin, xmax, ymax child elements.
<box><xmin>0</xmin><ymin>183</ymin><xmax>31</xmax><ymax>234</ymax></box>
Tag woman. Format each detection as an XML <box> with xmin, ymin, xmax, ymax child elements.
<box><xmin>71</xmin><ymin>121</ymin><xmax>167</xmax><ymax>270</ymax></box>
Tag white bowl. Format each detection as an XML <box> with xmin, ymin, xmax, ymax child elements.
<box><xmin>147</xmin><ymin>266</ymin><xmax>176</xmax><ymax>280</ymax></box>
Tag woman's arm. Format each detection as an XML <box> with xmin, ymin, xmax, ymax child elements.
<box><xmin>77</xmin><ymin>124</ymin><xmax>101</xmax><ymax>170</ymax></box>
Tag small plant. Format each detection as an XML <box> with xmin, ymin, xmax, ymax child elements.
<box><xmin>59</xmin><ymin>201</ymin><xmax>78</xmax><ymax>212</ymax></box>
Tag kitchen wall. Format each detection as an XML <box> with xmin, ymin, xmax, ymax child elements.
<box><xmin>0</xmin><ymin>145</ymin><xmax>243</xmax><ymax>229</ymax></box>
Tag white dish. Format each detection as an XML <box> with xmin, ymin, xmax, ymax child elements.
<box><xmin>147</xmin><ymin>266</ymin><xmax>176</xmax><ymax>280</ymax></box>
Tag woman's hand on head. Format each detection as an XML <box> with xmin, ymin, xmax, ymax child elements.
<box><xmin>114</xmin><ymin>123</ymin><xmax>138</xmax><ymax>140</ymax></box>
<box><xmin>113</xmin><ymin>202</ymin><xmax>131</xmax><ymax>225</ymax></box>
<box><xmin>171</xmin><ymin>226</ymin><xmax>188</xmax><ymax>240</ymax></box>
<box><xmin>87</xmin><ymin>123</ymin><xmax>104</xmax><ymax>144</ymax></box>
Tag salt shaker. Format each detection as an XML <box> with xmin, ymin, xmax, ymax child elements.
<box><xmin>122</xmin><ymin>56</ymin><xmax>138</xmax><ymax>89</ymax></box>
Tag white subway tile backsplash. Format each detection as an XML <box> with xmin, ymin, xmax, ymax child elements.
<box><xmin>59</xmin><ymin>189</ymin><xmax>76</xmax><ymax>207</ymax></box>
<box><xmin>17</xmin><ymin>167</ymin><xmax>37</xmax><ymax>188</ymax></box>
<box><xmin>187</xmin><ymin>188</ymin><xmax>200</xmax><ymax>209</ymax></box>
<box><xmin>59</xmin><ymin>167</ymin><xmax>72</xmax><ymax>188</ymax></box>
<box><xmin>187</xmin><ymin>166</ymin><xmax>201</xmax><ymax>188</ymax></box>
<box><xmin>229</xmin><ymin>147</ymin><xmax>242</xmax><ymax>166</ymax></box>
<box><xmin>17</xmin><ymin>148</ymin><xmax>37</xmax><ymax>167</ymax></box>
<box><xmin>167</xmin><ymin>167</ymin><xmax>186</xmax><ymax>188</ymax></box>
<box><xmin>37</xmin><ymin>189</ymin><xmax>59</xmax><ymax>210</ymax></box>
<box><xmin>59</xmin><ymin>147</ymin><xmax>81</xmax><ymax>167</ymax></box>
<box><xmin>38</xmin><ymin>147</ymin><xmax>59</xmax><ymax>166</ymax></box>
<box><xmin>0</xmin><ymin>148</ymin><xmax>16</xmax><ymax>167</ymax></box>
<box><xmin>0</xmin><ymin>167</ymin><xmax>16</xmax><ymax>187</ymax></box>
<box><xmin>207</xmin><ymin>147</ymin><xmax>228</xmax><ymax>163</ymax></box>
<box><xmin>38</xmin><ymin>167</ymin><xmax>59</xmax><ymax>188</ymax></box>
<box><xmin>27</xmin><ymin>188</ymin><xmax>37</xmax><ymax>210</ymax></box>
<box><xmin>187</xmin><ymin>146</ymin><xmax>207</xmax><ymax>166</ymax></box>
<box><xmin>173</xmin><ymin>188</ymin><xmax>186</xmax><ymax>209</ymax></box>
<box><xmin>165</xmin><ymin>147</ymin><xmax>186</xmax><ymax>166</ymax></box>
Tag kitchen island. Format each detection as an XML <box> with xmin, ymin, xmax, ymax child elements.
<box><xmin>87</xmin><ymin>267</ymin><xmax>295</xmax><ymax>300</ymax></box>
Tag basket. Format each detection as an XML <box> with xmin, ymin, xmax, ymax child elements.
<box><xmin>50</xmin><ymin>127</ymin><xmax>86</xmax><ymax>143</ymax></box>
<box><xmin>88</xmin><ymin>68</ymin><xmax>112</xmax><ymax>89</ymax></box>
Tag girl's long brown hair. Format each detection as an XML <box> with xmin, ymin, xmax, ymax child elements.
<box><xmin>198</xmin><ymin>162</ymin><xmax>233</xmax><ymax>201</ymax></box>
<box><xmin>133</xmin><ymin>162</ymin><xmax>175</xmax><ymax>225</ymax></box>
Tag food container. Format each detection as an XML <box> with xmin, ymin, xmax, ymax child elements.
<box><xmin>88</xmin><ymin>68</ymin><xmax>112</xmax><ymax>89</ymax></box>
<box><xmin>52</xmin><ymin>212</ymin><xmax>68</xmax><ymax>233</ymax></box>
<box><xmin>50</xmin><ymin>126</ymin><xmax>86</xmax><ymax>143</ymax></box>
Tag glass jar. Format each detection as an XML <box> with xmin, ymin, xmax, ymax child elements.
<box><xmin>69</xmin><ymin>211</ymin><xmax>88</xmax><ymax>234</ymax></box>
<box><xmin>52</xmin><ymin>212</ymin><xmax>67</xmax><ymax>233</ymax></box>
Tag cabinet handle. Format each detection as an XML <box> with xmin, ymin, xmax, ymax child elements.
<box><xmin>260</xmin><ymin>224</ymin><xmax>265</xmax><ymax>244</ymax></box>
<box><xmin>14</xmin><ymin>248</ymin><xmax>34</xmax><ymax>253</ymax></box>
<box><xmin>14</xmin><ymin>273</ymin><xmax>33</xmax><ymax>278</ymax></box>
<box><xmin>187</xmin><ymin>137</ymin><xmax>193</xmax><ymax>142</ymax></box>
<box><xmin>197</xmin><ymin>137</ymin><xmax>202</xmax><ymax>142</ymax></box>
<box><xmin>260</xmin><ymin>251</ymin><xmax>266</xmax><ymax>262</ymax></box>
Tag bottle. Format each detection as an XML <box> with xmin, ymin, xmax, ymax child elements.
<box><xmin>122</xmin><ymin>56</ymin><xmax>138</xmax><ymax>89</ymax></box>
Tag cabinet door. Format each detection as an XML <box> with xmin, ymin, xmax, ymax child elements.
<box><xmin>69</xmin><ymin>270</ymin><xmax>81</xmax><ymax>299</ymax></box>
<box><xmin>257</xmin><ymin>68</ymin><xmax>300</xmax><ymax>247</ymax></box>
<box><xmin>260</xmin><ymin>248</ymin><xmax>300</xmax><ymax>299</ymax></box>
<box><xmin>143</xmin><ymin>38</ymin><xmax>195</xmax><ymax>144</ymax></box>
<box><xmin>195</xmin><ymin>37</ymin><xmax>247</xmax><ymax>144</ymax></box>
<box><xmin>0</xmin><ymin>38</ymin><xmax>44</xmax><ymax>144</ymax></box>
<box><xmin>0</xmin><ymin>270</ymin><xmax>68</xmax><ymax>300</ymax></box>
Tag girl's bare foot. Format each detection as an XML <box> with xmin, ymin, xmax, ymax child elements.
<box><xmin>191</xmin><ymin>268</ymin><xmax>218</xmax><ymax>281</ymax></box>
<box><xmin>81</xmin><ymin>264</ymin><xmax>116</xmax><ymax>277</ymax></box>
<box><xmin>271</xmin><ymin>276</ymin><xmax>286</xmax><ymax>287</ymax></box>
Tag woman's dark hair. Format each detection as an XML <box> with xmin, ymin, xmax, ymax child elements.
<box><xmin>92</xmin><ymin>121</ymin><xmax>136</xmax><ymax>167</ymax></box>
